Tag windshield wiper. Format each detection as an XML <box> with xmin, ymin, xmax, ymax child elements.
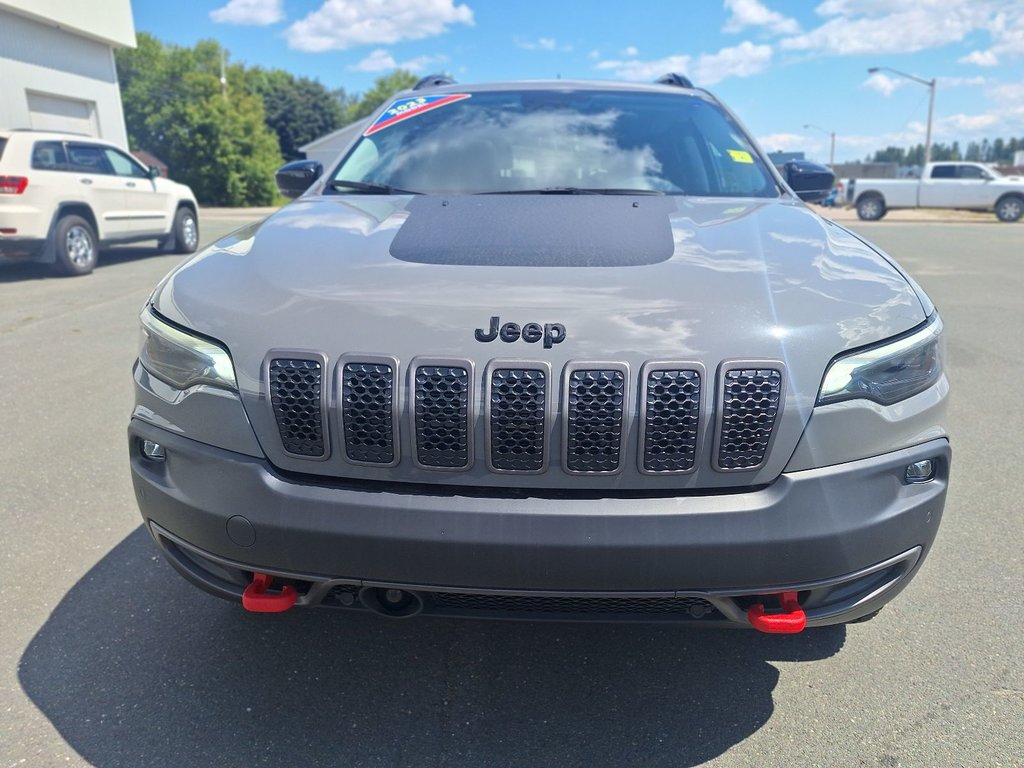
<box><xmin>480</xmin><ymin>187</ymin><xmax>666</xmax><ymax>195</ymax></box>
<box><xmin>328</xmin><ymin>179</ymin><xmax>422</xmax><ymax>195</ymax></box>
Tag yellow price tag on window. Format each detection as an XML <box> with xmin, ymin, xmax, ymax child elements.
<box><xmin>728</xmin><ymin>149</ymin><xmax>754</xmax><ymax>164</ymax></box>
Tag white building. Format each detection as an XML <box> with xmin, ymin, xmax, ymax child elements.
<box><xmin>299</xmin><ymin>119</ymin><xmax>368</xmax><ymax>169</ymax></box>
<box><xmin>0</xmin><ymin>0</ymin><xmax>136</xmax><ymax>147</ymax></box>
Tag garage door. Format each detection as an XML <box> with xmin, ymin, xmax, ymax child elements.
<box><xmin>26</xmin><ymin>92</ymin><xmax>98</xmax><ymax>136</ymax></box>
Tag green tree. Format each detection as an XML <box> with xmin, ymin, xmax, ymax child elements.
<box><xmin>345</xmin><ymin>70</ymin><xmax>420</xmax><ymax>122</ymax></box>
<box><xmin>116</xmin><ymin>33</ymin><xmax>282</xmax><ymax>206</ymax></box>
<box><xmin>245</xmin><ymin>68</ymin><xmax>345</xmax><ymax>160</ymax></box>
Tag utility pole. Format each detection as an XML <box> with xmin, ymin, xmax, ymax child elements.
<box><xmin>867</xmin><ymin>67</ymin><xmax>936</xmax><ymax>167</ymax></box>
<box><xmin>220</xmin><ymin>48</ymin><xmax>228</xmax><ymax>101</ymax></box>
<box><xmin>804</xmin><ymin>124</ymin><xmax>836</xmax><ymax>166</ymax></box>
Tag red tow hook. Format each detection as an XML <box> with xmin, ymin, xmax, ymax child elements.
<box><xmin>747</xmin><ymin>590</ymin><xmax>807</xmax><ymax>634</ymax></box>
<box><xmin>242</xmin><ymin>572</ymin><xmax>297</xmax><ymax>613</ymax></box>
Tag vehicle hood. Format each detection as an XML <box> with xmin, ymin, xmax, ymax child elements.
<box><xmin>152</xmin><ymin>194</ymin><xmax>928</xmax><ymax>489</ymax></box>
<box><xmin>153</xmin><ymin>176</ymin><xmax>195</xmax><ymax>200</ymax></box>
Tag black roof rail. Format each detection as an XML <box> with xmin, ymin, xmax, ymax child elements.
<box><xmin>413</xmin><ymin>74</ymin><xmax>457</xmax><ymax>90</ymax></box>
<box><xmin>655</xmin><ymin>73</ymin><xmax>695</xmax><ymax>89</ymax></box>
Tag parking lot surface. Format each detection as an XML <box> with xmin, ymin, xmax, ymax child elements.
<box><xmin>1</xmin><ymin>211</ymin><xmax>1022</xmax><ymax>767</ymax></box>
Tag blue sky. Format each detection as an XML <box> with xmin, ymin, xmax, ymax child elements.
<box><xmin>131</xmin><ymin>0</ymin><xmax>1024</xmax><ymax>163</ymax></box>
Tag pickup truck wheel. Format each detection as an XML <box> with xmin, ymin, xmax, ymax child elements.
<box><xmin>170</xmin><ymin>207</ymin><xmax>200</xmax><ymax>254</ymax></box>
<box><xmin>856</xmin><ymin>195</ymin><xmax>886</xmax><ymax>221</ymax></box>
<box><xmin>995</xmin><ymin>195</ymin><xmax>1023</xmax><ymax>223</ymax></box>
<box><xmin>52</xmin><ymin>215</ymin><xmax>98</xmax><ymax>276</ymax></box>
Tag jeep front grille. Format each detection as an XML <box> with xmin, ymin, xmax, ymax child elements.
<box><xmin>717</xmin><ymin>367</ymin><xmax>782</xmax><ymax>470</ymax></box>
<box><xmin>642</xmin><ymin>367</ymin><xmax>701</xmax><ymax>473</ymax></box>
<box><xmin>488</xmin><ymin>367</ymin><xmax>547</xmax><ymax>472</ymax></box>
<box><xmin>414</xmin><ymin>364</ymin><xmax>471</xmax><ymax>469</ymax></box>
<box><xmin>266</xmin><ymin>356</ymin><xmax>787</xmax><ymax>476</ymax></box>
<box><xmin>268</xmin><ymin>359</ymin><xmax>325</xmax><ymax>457</ymax></box>
<box><xmin>341</xmin><ymin>361</ymin><xmax>396</xmax><ymax>465</ymax></box>
<box><xmin>564</xmin><ymin>368</ymin><xmax>626</xmax><ymax>473</ymax></box>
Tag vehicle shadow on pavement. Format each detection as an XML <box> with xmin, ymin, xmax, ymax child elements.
<box><xmin>20</xmin><ymin>527</ymin><xmax>846</xmax><ymax>767</ymax></box>
<box><xmin>0</xmin><ymin>245</ymin><xmax>164</xmax><ymax>283</ymax></box>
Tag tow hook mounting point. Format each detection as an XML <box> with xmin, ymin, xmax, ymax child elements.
<box><xmin>242</xmin><ymin>572</ymin><xmax>297</xmax><ymax>612</ymax></box>
<box><xmin>747</xmin><ymin>590</ymin><xmax>806</xmax><ymax>634</ymax></box>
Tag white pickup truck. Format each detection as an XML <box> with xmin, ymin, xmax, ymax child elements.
<box><xmin>849</xmin><ymin>162</ymin><xmax>1024</xmax><ymax>222</ymax></box>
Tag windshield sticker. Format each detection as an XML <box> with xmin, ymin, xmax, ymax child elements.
<box><xmin>364</xmin><ymin>94</ymin><xmax>472</xmax><ymax>137</ymax></box>
<box><xmin>727</xmin><ymin>149</ymin><xmax>754</xmax><ymax>164</ymax></box>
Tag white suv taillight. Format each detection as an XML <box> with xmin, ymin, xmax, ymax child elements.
<box><xmin>0</xmin><ymin>176</ymin><xmax>28</xmax><ymax>194</ymax></box>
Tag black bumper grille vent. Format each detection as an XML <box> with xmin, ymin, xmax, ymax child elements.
<box><xmin>342</xmin><ymin>362</ymin><xmax>395</xmax><ymax>464</ymax></box>
<box><xmin>430</xmin><ymin>591</ymin><xmax>717</xmax><ymax>618</ymax></box>
<box><xmin>489</xmin><ymin>368</ymin><xmax>547</xmax><ymax>471</ymax></box>
<box><xmin>269</xmin><ymin>359</ymin><xmax>324</xmax><ymax>457</ymax></box>
<box><xmin>643</xmin><ymin>368</ymin><xmax>701</xmax><ymax>472</ymax></box>
<box><xmin>718</xmin><ymin>367</ymin><xmax>782</xmax><ymax>470</ymax></box>
<box><xmin>566</xmin><ymin>369</ymin><xmax>625</xmax><ymax>473</ymax></box>
<box><xmin>415</xmin><ymin>365</ymin><xmax>470</xmax><ymax>468</ymax></box>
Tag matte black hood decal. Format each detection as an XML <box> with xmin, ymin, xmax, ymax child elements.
<box><xmin>389</xmin><ymin>195</ymin><xmax>675</xmax><ymax>267</ymax></box>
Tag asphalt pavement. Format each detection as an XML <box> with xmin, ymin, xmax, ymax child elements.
<box><xmin>1</xmin><ymin>211</ymin><xmax>1022</xmax><ymax>767</ymax></box>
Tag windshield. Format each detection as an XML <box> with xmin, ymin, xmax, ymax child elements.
<box><xmin>329</xmin><ymin>89</ymin><xmax>779</xmax><ymax>197</ymax></box>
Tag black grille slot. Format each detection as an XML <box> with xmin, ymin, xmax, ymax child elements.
<box><xmin>269</xmin><ymin>359</ymin><xmax>324</xmax><ymax>457</ymax></box>
<box><xmin>565</xmin><ymin>369</ymin><xmax>625</xmax><ymax>473</ymax></box>
<box><xmin>415</xmin><ymin>365</ymin><xmax>470</xmax><ymax>468</ymax></box>
<box><xmin>489</xmin><ymin>368</ymin><xmax>547</xmax><ymax>472</ymax></box>
<box><xmin>342</xmin><ymin>362</ymin><xmax>395</xmax><ymax>464</ymax></box>
<box><xmin>643</xmin><ymin>368</ymin><xmax>701</xmax><ymax>472</ymax></box>
<box><xmin>430</xmin><ymin>592</ymin><xmax>718</xmax><ymax>618</ymax></box>
<box><xmin>718</xmin><ymin>367</ymin><xmax>782</xmax><ymax>470</ymax></box>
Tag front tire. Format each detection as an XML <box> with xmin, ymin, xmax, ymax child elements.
<box><xmin>169</xmin><ymin>207</ymin><xmax>199</xmax><ymax>254</ymax></box>
<box><xmin>856</xmin><ymin>195</ymin><xmax>886</xmax><ymax>221</ymax></box>
<box><xmin>995</xmin><ymin>195</ymin><xmax>1023</xmax><ymax>223</ymax></box>
<box><xmin>53</xmin><ymin>215</ymin><xmax>98</xmax><ymax>276</ymax></box>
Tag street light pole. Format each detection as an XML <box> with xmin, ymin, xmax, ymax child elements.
<box><xmin>803</xmin><ymin>123</ymin><xmax>835</xmax><ymax>166</ymax></box>
<box><xmin>867</xmin><ymin>66</ymin><xmax>936</xmax><ymax>167</ymax></box>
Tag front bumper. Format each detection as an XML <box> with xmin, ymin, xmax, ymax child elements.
<box><xmin>129</xmin><ymin>418</ymin><xmax>949</xmax><ymax>626</ymax></box>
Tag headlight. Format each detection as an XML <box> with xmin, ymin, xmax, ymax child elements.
<box><xmin>139</xmin><ymin>309</ymin><xmax>237</xmax><ymax>391</ymax></box>
<box><xmin>818</xmin><ymin>316</ymin><xmax>943</xmax><ymax>406</ymax></box>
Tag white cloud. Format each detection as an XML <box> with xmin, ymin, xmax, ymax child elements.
<box><xmin>781</xmin><ymin>0</ymin><xmax>994</xmax><ymax>55</ymax></box>
<box><xmin>937</xmin><ymin>76</ymin><xmax>987</xmax><ymax>88</ymax></box>
<box><xmin>620</xmin><ymin>46</ymin><xmax>639</xmax><ymax>57</ymax></box>
<box><xmin>862</xmin><ymin>73</ymin><xmax>903</xmax><ymax>97</ymax></box>
<box><xmin>863</xmin><ymin>73</ymin><xmax>985</xmax><ymax>98</ymax></box>
<box><xmin>959</xmin><ymin>49</ymin><xmax>999</xmax><ymax>66</ymax></box>
<box><xmin>210</xmin><ymin>0</ymin><xmax>283</xmax><ymax>25</ymax></box>
<box><xmin>595</xmin><ymin>54</ymin><xmax>691</xmax><ymax>82</ymax></box>
<box><xmin>723</xmin><ymin>0</ymin><xmax>800</xmax><ymax>35</ymax></box>
<box><xmin>693</xmin><ymin>41</ymin><xmax>772</xmax><ymax>84</ymax></box>
<box><xmin>286</xmin><ymin>0</ymin><xmax>473</xmax><ymax>52</ymax></box>
<box><xmin>350</xmin><ymin>48</ymin><xmax>396</xmax><ymax>71</ymax></box>
<box><xmin>349</xmin><ymin>48</ymin><xmax>447</xmax><ymax>72</ymax></box>
<box><xmin>587</xmin><ymin>49</ymin><xmax>601</xmax><ymax>60</ymax></box>
<box><xmin>515</xmin><ymin>36</ymin><xmax>572</xmax><ymax>52</ymax></box>
<box><xmin>757</xmin><ymin>132</ymin><xmax>807</xmax><ymax>151</ymax></box>
<box><xmin>595</xmin><ymin>41</ymin><xmax>771</xmax><ymax>86</ymax></box>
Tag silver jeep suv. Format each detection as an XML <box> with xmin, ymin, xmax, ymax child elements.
<box><xmin>129</xmin><ymin>76</ymin><xmax>949</xmax><ymax>631</ymax></box>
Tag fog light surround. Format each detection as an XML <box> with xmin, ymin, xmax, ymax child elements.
<box><xmin>141</xmin><ymin>439</ymin><xmax>166</xmax><ymax>462</ymax></box>
<box><xmin>904</xmin><ymin>459</ymin><xmax>935</xmax><ymax>484</ymax></box>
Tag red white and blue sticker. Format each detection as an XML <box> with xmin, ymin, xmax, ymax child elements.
<box><xmin>363</xmin><ymin>93</ymin><xmax>472</xmax><ymax>137</ymax></box>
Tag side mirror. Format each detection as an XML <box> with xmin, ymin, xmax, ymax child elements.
<box><xmin>148</xmin><ymin>166</ymin><xmax>161</xmax><ymax>179</ymax></box>
<box><xmin>784</xmin><ymin>161</ymin><xmax>835</xmax><ymax>203</ymax></box>
<box><xmin>275</xmin><ymin>160</ymin><xmax>323</xmax><ymax>199</ymax></box>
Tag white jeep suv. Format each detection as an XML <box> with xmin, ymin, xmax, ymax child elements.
<box><xmin>0</xmin><ymin>130</ymin><xmax>199</xmax><ymax>275</ymax></box>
